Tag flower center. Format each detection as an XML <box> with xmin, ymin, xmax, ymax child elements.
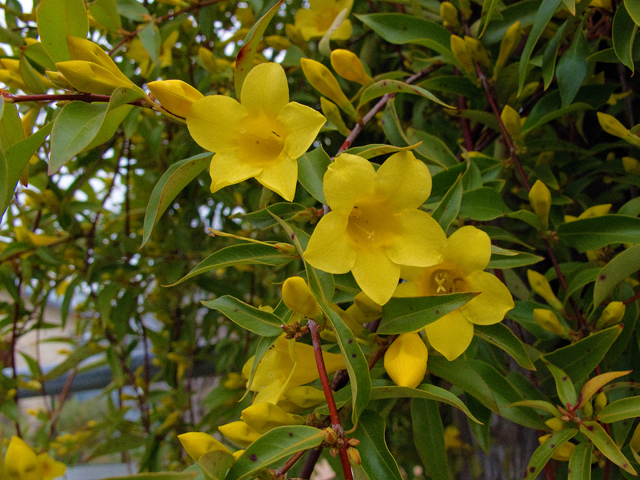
<box><xmin>237</xmin><ymin>114</ymin><xmax>285</xmax><ymax>165</ymax></box>
<box><xmin>427</xmin><ymin>268</ymin><xmax>467</xmax><ymax>295</ymax></box>
<box><xmin>346</xmin><ymin>199</ymin><xmax>399</xmax><ymax>249</ymax></box>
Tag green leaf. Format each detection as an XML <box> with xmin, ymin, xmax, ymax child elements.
<box><xmin>543</xmin><ymin>22</ymin><xmax>571</xmax><ymax>89</ymax></box>
<box><xmin>412</xmin><ymin>399</ymin><xmax>449</xmax><ymax>480</ymax></box>
<box><xmin>565</xmin><ymin>267</ymin><xmax>601</xmax><ymax>307</ymax></box>
<box><xmin>297</xmin><ymin>146</ymin><xmax>330</xmax><ymax>204</ymax></box>
<box><xmin>198</xmin><ymin>450</ymin><xmax>236</xmax><ymax>480</ymax></box>
<box><xmin>352</xmin><ymin>410</ymin><xmax>403</xmax><ymax>480</ymax></box>
<box><xmin>406</xmin><ymin>129</ymin><xmax>460</xmax><ymax>168</ymax></box>
<box><xmin>507</xmin><ymin>400</ymin><xmax>562</xmax><ymax>418</ymax></box>
<box><xmin>141</xmin><ymin>153</ymin><xmax>212</xmax><ymax>247</ymax></box>
<box><xmin>20</xmin><ymin>54</ymin><xmax>47</xmax><ymax>94</ymax></box>
<box><xmin>36</xmin><ymin>0</ymin><xmax>88</xmax><ymax>62</ymax></box>
<box><xmin>557</xmin><ymin>215</ymin><xmax>640</xmax><ymax>252</ymax></box>
<box><xmin>579</xmin><ymin>421</ymin><xmax>636</xmax><ymax>474</ymax></box>
<box><xmin>88</xmin><ymin>0</ymin><xmax>122</xmax><ymax>32</ymax></box>
<box><xmin>474</xmin><ymin>323</ymin><xmax>536</xmax><ymax>370</ymax></box>
<box><xmin>597</xmin><ymin>396</ymin><xmax>640</xmax><ymax>424</ymax></box>
<box><xmin>102</xmin><ymin>474</ymin><xmax>197</xmax><ymax>480</ymax></box>
<box><xmin>487</xmin><ymin>249</ymin><xmax>544</xmax><ymax>269</ymax></box>
<box><xmin>358</xmin><ymin>80</ymin><xmax>453</xmax><ymax>110</ymax></box>
<box><xmin>343</xmin><ymin>143</ymin><xmax>422</xmax><ymax>160</ymax></box>
<box><xmin>613</xmin><ymin>2</ymin><xmax>638</xmax><ymax>72</ymax></box>
<box><xmin>523</xmin><ymin>429</ymin><xmax>578</xmax><ymax>479</ymax></box>
<box><xmin>568</xmin><ymin>441</ymin><xmax>592</xmax><ymax>480</ymax></box>
<box><xmin>116</xmin><ymin>0</ymin><xmax>149</xmax><ymax>21</ymax></box>
<box><xmin>518</xmin><ymin>0</ymin><xmax>563</xmax><ymax>96</ymax></box>
<box><xmin>542</xmin><ymin>359</ymin><xmax>577</xmax><ymax>409</ymax></box>
<box><xmin>626</xmin><ymin>0</ymin><xmax>640</xmax><ymax>26</ymax></box>
<box><xmin>201</xmin><ymin>296</ymin><xmax>283</xmax><ymax>336</ymax></box>
<box><xmin>418</xmin><ymin>76</ymin><xmax>478</xmax><ymax>98</ymax></box>
<box><xmin>239</xmin><ymin>203</ymin><xmax>309</xmax><ymax>230</ymax></box>
<box><xmin>225</xmin><ymin>426</ymin><xmax>323</xmax><ymax>480</ymax></box>
<box><xmin>355</xmin><ymin>13</ymin><xmax>453</xmax><ymax>61</ymax></box>
<box><xmin>482</xmin><ymin>0</ymin><xmax>540</xmax><ymax>45</ymax></box>
<box><xmin>593</xmin><ymin>244</ymin><xmax>640</xmax><ymax>308</ymax></box>
<box><xmin>139</xmin><ymin>21</ymin><xmax>162</xmax><ymax>66</ymax></box>
<box><xmin>521</xmin><ymin>91</ymin><xmax>592</xmax><ymax>134</ymax></box>
<box><xmin>0</xmin><ymin>100</ymin><xmax>25</xmax><ymax>150</ymax></box>
<box><xmin>556</xmin><ymin>29</ymin><xmax>589</xmax><ymax>106</ymax></box>
<box><xmin>477</xmin><ymin>0</ymin><xmax>500</xmax><ymax>38</ymax></box>
<box><xmin>43</xmin><ymin>343</ymin><xmax>105</xmax><ymax>382</ymax></box>
<box><xmin>378</xmin><ymin>293</ymin><xmax>477</xmax><ymax>334</ymax></box>
<box><xmin>459</xmin><ymin>187</ymin><xmax>513</xmax><ymax>220</ymax></box>
<box><xmin>234</xmin><ymin>0</ymin><xmax>284</xmax><ymax>101</ymax></box>
<box><xmin>431</xmin><ymin>174</ymin><xmax>463</xmax><ymax>231</ymax></box>
<box><xmin>167</xmin><ymin>243</ymin><xmax>292</xmax><ymax>286</ymax></box>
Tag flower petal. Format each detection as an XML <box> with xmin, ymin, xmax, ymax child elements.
<box><xmin>304</xmin><ymin>212</ymin><xmax>356</xmax><ymax>273</ymax></box>
<box><xmin>241</xmin><ymin>63</ymin><xmax>289</xmax><ymax>117</ymax></box>
<box><xmin>279</xmin><ymin>102</ymin><xmax>326</xmax><ymax>159</ymax></box>
<box><xmin>324</xmin><ymin>154</ymin><xmax>376</xmax><ymax>214</ymax></box>
<box><xmin>462</xmin><ymin>271</ymin><xmax>514</xmax><ymax>325</ymax></box>
<box><xmin>376</xmin><ymin>151</ymin><xmax>432</xmax><ymax>209</ymax></box>
<box><xmin>331</xmin><ymin>19</ymin><xmax>353</xmax><ymax>40</ymax></box>
<box><xmin>351</xmin><ymin>249</ymin><xmax>400</xmax><ymax>305</ymax></box>
<box><xmin>209</xmin><ymin>149</ymin><xmax>262</xmax><ymax>193</ymax></box>
<box><xmin>386</xmin><ymin>210</ymin><xmax>446</xmax><ymax>267</ymax></box>
<box><xmin>424</xmin><ymin>310</ymin><xmax>474</xmax><ymax>361</ymax></box>
<box><xmin>187</xmin><ymin>96</ymin><xmax>246</xmax><ymax>152</ymax></box>
<box><xmin>393</xmin><ymin>281</ymin><xmax>421</xmax><ymax>297</ymax></box>
<box><xmin>444</xmin><ymin>226</ymin><xmax>492</xmax><ymax>274</ymax></box>
<box><xmin>255</xmin><ymin>154</ymin><xmax>298</xmax><ymax>201</ymax></box>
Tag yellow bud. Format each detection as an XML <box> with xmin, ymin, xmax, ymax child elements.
<box><xmin>346</xmin><ymin>447</ymin><xmax>361</xmax><ymax>467</ymax></box>
<box><xmin>218</xmin><ymin>421</ymin><xmax>263</xmax><ymax>448</ymax></box>
<box><xmin>464</xmin><ymin>37</ymin><xmax>491</xmax><ymax>71</ymax></box>
<box><xmin>538</xmin><ymin>434</ymin><xmax>575</xmax><ymax>461</ymax></box>
<box><xmin>240</xmin><ymin>402</ymin><xmax>304</xmax><ymax>434</ymax></box>
<box><xmin>501</xmin><ymin>105</ymin><xmax>521</xmax><ymax>140</ymax></box>
<box><xmin>533</xmin><ymin>309</ymin><xmax>571</xmax><ymax>339</ymax></box>
<box><xmin>284</xmin><ymin>385</ymin><xmax>326</xmax><ymax>408</ymax></box>
<box><xmin>631</xmin><ymin>422</ymin><xmax>640</xmax><ymax>453</ymax></box>
<box><xmin>528</xmin><ymin>180</ymin><xmax>552</xmax><ymax>227</ymax></box>
<box><xmin>597</xmin><ymin>112</ymin><xmax>631</xmax><ymax>139</ymax></box>
<box><xmin>322</xmin><ymin>427</ymin><xmax>338</xmax><ymax>444</ymax></box>
<box><xmin>545</xmin><ymin>417</ymin><xmax>565</xmax><ymax>432</ymax></box>
<box><xmin>623</xmin><ymin>156</ymin><xmax>640</xmax><ymax>175</ymax></box>
<box><xmin>588</xmin><ymin>0</ymin><xmax>612</xmax><ymax>10</ymax></box>
<box><xmin>494</xmin><ymin>22</ymin><xmax>521</xmax><ymax>74</ymax></box>
<box><xmin>282</xmin><ymin>277</ymin><xmax>323</xmax><ymax>320</ymax></box>
<box><xmin>330</xmin><ymin>49</ymin><xmax>372</xmax><ymax>86</ymax></box>
<box><xmin>4</xmin><ymin>437</ymin><xmax>42</xmax><ymax>480</ymax></box>
<box><xmin>178</xmin><ymin>432</ymin><xmax>232</xmax><ymax>461</ymax></box>
<box><xmin>67</xmin><ymin>37</ymin><xmax>131</xmax><ymax>84</ymax></box>
<box><xmin>578</xmin><ymin>204</ymin><xmax>611</xmax><ymax>219</ymax></box>
<box><xmin>300</xmin><ymin>58</ymin><xmax>357</xmax><ymax>118</ymax></box>
<box><xmin>450</xmin><ymin>35</ymin><xmax>475</xmax><ymax>77</ymax></box>
<box><xmin>594</xmin><ymin>391</ymin><xmax>607</xmax><ymax>414</ymax></box>
<box><xmin>232</xmin><ymin>450</ymin><xmax>244</xmax><ymax>460</ymax></box>
<box><xmin>596</xmin><ymin>301</ymin><xmax>626</xmax><ymax>330</ymax></box>
<box><xmin>384</xmin><ymin>333</ymin><xmax>428</xmax><ymax>388</ymax></box>
<box><xmin>55</xmin><ymin>60</ymin><xmax>133</xmax><ymax>95</ymax></box>
<box><xmin>582</xmin><ymin>399</ymin><xmax>593</xmax><ymax>419</ymax></box>
<box><xmin>273</xmin><ymin>243</ymin><xmax>298</xmax><ymax>256</ymax></box>
<box><xmin>440</xmin><ymin>2</ymin><xmax>459</xmax><ymax>27</ymax></box>
<box><xmin>320</xmin><ymin>97</ymin><xmax>350</xmax><ymax>136</ymax></box>
<box><xmin>527</xmin><ymin>270</ymin><xmax>563</xmax><ymax>311</ymax></box>
<box><xmin>147</xmin><ymin>79</ymin><xmax>203</xmax><ymax>117</ymax></box>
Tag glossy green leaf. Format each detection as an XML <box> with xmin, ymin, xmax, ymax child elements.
<box><xmin>88</xmin><ymin>0</ymin><xmax>122</xmax><ymax>32</ymax></box>
<box><xmin>139</xmin><ymin>21</ymin><xmax>162</xmax><ymax>66</ymax></box>
<box><xmin>141</xmin><ymin>153</ymin><xmax>212</xmax><ymax>247</ymax></box>
<box><xmin>482</xmin><ymin>0</ymin><xmax>539</xmax><ymax>44</ymax></box>
<box><xmin>556</xmin><ymin>29</ymin><xmax>589</xmax><ymax>106</ymax></box>
<box><xmin>565</xmin><ymin>267</ymin><xmax>601</xmax><ymax>306</ymax></box>
<box><xmin>593</xmin><ymin>244</ymin><xmax>640</xmax><ymax>308</ymax></box>
<box><xmin>358</xmin><ymin>79</ymin><xmax>453</xmax><ymax>110</ymax></box>
<box><xmin>557</xmin><ymin>215</ymin><xmax>640</xmax><ymax>252</ymax></box>
<box><xmin>487</xmin><ymin>250</ymin><xmax>544</xmax><ymax>269</ymax></box>
<box><xmin>225</xmin><ymin>426</ymin><xmax>324</xmax><ymax>480</ymax></box>
<box><xmin>577</xmin><ymin>371</ymin><xmax>631</xmax><ymax>409</ymax></box>
<box><xmin>102</xmin><ymin>473</ymin><xmax>197</xmax><ymax>480</ymax></box>
<box><xmin>0</xmin><ymin>100</ymin><xmax>25</xmax><ymax>150</ymax></box>
<box><xmin>0</xmin><ymin>149</ymin><xmax>8</xmax><ymax>223</ymax></box>
<box><xmin>406</xmin><ymin>129</ymin><xmax>460</xmax><ymax>168</ymax></box>
<box><xmin>418</xmin><ymin>76</ymin><xmax>478</xmax><ymax>98</ymax></box>
<box><xmin>507</xmin><ymin>400</ymin><xmax>562</xmax><ymax>418</ymax></box>
<box><xmin>523</xmin><ymin>429</ymin><xmax>578</xmax><ymax>480</ymax></box>
<box><xmin>90</xmin><ymin>435</ymin><xmax>146</xmax><ymax>460</ymax></box>
<box><xmin>522</xmin><ymin>92</ymin><xmax>592</xmax><ymax>134</ymax></box>
<box><xmin>319</xmin><ymin>296</ymin><xmax>371</xmax><ymax>426</ymax></box>
<box><xmin>626</xmin><ymin>0</ymin><xmax>640</xmax><ymax>26</ymax></box>
<box><xmin>474</xmin><ymin>323</ymin><xmax>536</xmax><ymax>370</ymax></box>
<box><xmin>597</xmin><ymin>396</ymin><xmax>640</xmax><ymax>424</ymax></box>
<box><xmin>353</xmin><ymin>466</ymin><xmax>372</xmax><ymax>480</ymax></box>
<box><xmin>201</xmin><ymin>296</ymin><xmax>283</xmax><ymax>336</ymax></box>
<box><xmin>568</xmin><ymin>441</ymin><xmax>592</xmax><ymax>480</ymax></box>
<box><xmin>459</xmin><ymin>187</ymin><xmax>513</xmax><ymax>220</ymax></box>
<box><xmin>238</xmin><ymin>202</ymin><xmax>309</xmax><ymax>230</ymax></box>
<box><xmin>36</xmin><ymin>0</ymin><xmax>88</xmax><ymax>62</ymax></box>
<box><xmin>378</xmin><ymin>292</ymin><xmax>477</xmax><ymax>334</ymax></box>
<box><xmin>412</xmin><ymin>398</ymin><xmax>449</xmax><ymax>480</ymax></box>
<box><xmin>167</xmin><ymin>243</ymin><xmax>293</xmax><ymax>286</ymax></box>
<box><xmin>613</xmin><ymin>2</ymin><xmax>638</xmax><ymax>72</ymax></box>
<box><xmin>234</xmin><ymin>0</ymin><xmax>284</xmax><ymax>102</ymax></box>
<box><xmin>198</xmin><ymin>450</ymin><xmax>235</xmax><ymax>480</ymax></box>
<box><xmin>579</xmin><ymin>421</ymin><xmax>636</xmax><ymax>474</ymax></box>
<box><xmin>116</xmin><ymin>0</ymin><xmax>149</xmax><ymax>21</ymax></box>
<box><xmin>431</xmin><ymin>174</ymin><xmax>463</xmax><ymax>231</ymax></box>
<box><xmin>343</xmin><ymin>143</ymin><xmax>422</xmax><ymax>160</ymax></box>
<box><xmin>543</xmin><ymin>359</ymin><xmax>577</xmax><ymax>409</ymax></box>
<box><xmin>353</xmin><ymin>410</ymin><xmax>403</xmax><ymax>480</ymax></box>
<box><xmin>477</xmin><ymin>0</ymin><xmax>500</xmax><ymax>38</ymax></box>
<box><xmin>20</xmin><ymin>54</ymin><xmax>47</xmax><ymax>94</ymax></box>
<box><xmin>297</xmin><ymin>146</ymin><xmax>330</xmax><ymax>204</ymax></box>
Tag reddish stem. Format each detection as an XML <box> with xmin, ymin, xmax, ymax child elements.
<box><xmin>274</xmin><ymin>449</ymin><xmax>307</xmax><ymax>477</ymax></box>
<box><xmin>1</xmin><ymin>91</ymin><xmax>147</xmax><ymax>107</ymax></box>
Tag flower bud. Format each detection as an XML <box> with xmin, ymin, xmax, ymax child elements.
<box><xmin>273</xmin><ymin>243</ymin><xmax>298</xmax><ymax>256</ymax></box>
<box><xmin>147</xmin><ymin>79</ymin><xmax>204</xmax><ymax>117</ymax></box>
<box><xmin>440</xmin><ymin>2</ymin><xmax>459</xmax><ymax>27</ymax></box>
<box><xmin>528</xmin><ymin>180</ymin><xmax>552</xmax><ymax>227</ymax></box>
<box><xmin>597</xmin><ymin>112</ymin><xmax>631</xmax><ymax>139</ymax></box>
<box><xmin>178</xmin><ymin>432</ymin><xmax>232</xmax><ymax>461</ymax></box>
<box><xmin>545</xmin><ymin>417</ymin><xmax>565</xmax><ymax>432</ymax></box>
<box><xmin>346</xmin><ymin>447</ymin><xmax>361</xmax><ymax>467</ymax></box>
<box><xmin>464</xmin><ymin>37</ymin><xmax>491</xmax><ymax>71</ymax></box>
<box><xmin>55</xmin><ymin>60</ymin><xmax>133</xmax><ymax>95</ymax></box>
<box><xmin>322</xmin><ymin>427</ymin><xmax>338</xmax><ymax>444</ymax></box>
<box><xmin>282</xmin><ymin>277</ymin><xmax>323</xmax><ymax>320</ymax></box>
<box><xmin>450</xmin><ymin>35</ymin><xmax>475</xmax><ymax>77</ymax></box>
<box><xmin>284</xmin><ymin>385</ymin><xmax>326</xmax><ymax>408</ymax></box>
<box><xmin>596</xmin><ymin>301</ymin><xmax>626</xmax><ymax>330</ymax></box>
<box><xmin>494</xmin><ymin>22</ymin><xmax>521</xmax><ymax>75</ymax></box>
<box><xmin>300</xmin><ymin>58</ymin><xmax>357</xmax><ymax>118</ymax></box>
<box><xmin>623</xmin><ymin>156</ymin><xmax>640</xmax><ymax>175</ymax></box>
<box><xmin>501</xmin><ymin>105</ymin><xmax>521</xmax><ymax>141</ymax></box>
<box><xmin>631</xmin><ymin>422</ymin><xmax>640</xmax><ymax>453</ymax></box>
<box><xmin>384</xmin><ymin>333</ymin><xmax>428</xmax><ymax>388</ymax></box>
<box><xmin>4</xmin><ymin>436</ymin><xmax>42</xmax><ymax>480</ymax></box>
<box><xmin>218</xmin><ymin>421</ymin><xmax>263</xmax><ymax>447</ymax></box>
<box><xmin>67</xmin><ymin>37</ymin><xmax>131</xmax><ymax>84</ymax></box>
<box><xmin>527</xmin><ymin>270</ymin><xmax>563</xmax><ymax>311</ymax></box>
<box><xmin>578</xmin><ymin>204</ymin><xmax>611</xmax><ymax>219</ymax></box>
<box><xmin>330</xmin><ymin>49</ymin><xmax>372</xmax><ymax>86</ymax></box>
<box><xmin>538</xmin><ymin>434</ymin><xmax>575</xmax><ymax>461</ymax></box>
<box><xmin>581</xmin><ymin>399</ymin><xmax>593</xmax><ymax>419</ymax></box>
<box><xmin>240</xmin><ymin>402</ymin><xmax>305</xmax><ymax>434</ymax></box>
<box><xmin>533</xmin><ymin>309</ymin><xmax>570</xmax><ymax>339</ymax></box>
<box><xmin>594</xmin><ymin>391</ymin><xmax>607</xmax><ymax>414</ymax></box>
<box><xmin>320</xmin><ymin>97</ymin><xmax>351</xmax><ymax>137</ymax></box>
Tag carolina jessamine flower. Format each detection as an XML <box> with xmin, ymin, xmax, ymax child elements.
<box><xmin>37</xmin><ymin>453</ymin><xmax>66</xmax><ymax>480</ymax></box>
<box><xmin>304</xmin><ymin>152</ymin><xmax>447</xmax><ymax>305</ymax></box>
<box><xmin>4</xmin><ymin>437</ymin><xmax>42</xmax><ymax>480</ymax></box>
<box><xmin>186</xmin><ymin>62</ymin><xmax>326</xmax><ymax>201</ymax></box>
<box><xmin>395</xmin><ymin>226</ymin><xmax>514</xmax><ymax>361</ymax></box>
<box><xmin>294</xmin><ymin>0</ymin><xmax>353</xmax><ymax>41</ymax></box>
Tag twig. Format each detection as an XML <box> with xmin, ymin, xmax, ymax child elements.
<box><xmin>274</xmin><ymin>449</ymin><xmax>307</xmax><ymax>477</ymax></box>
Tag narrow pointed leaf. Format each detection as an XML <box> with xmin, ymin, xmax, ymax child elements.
<box><xmin>431</xmin><ymin>174</ymin><xmax>463</xmax><ymax>232</ymax></box>
<box><xmin>543</xmin><ymin>359</ymin><xmax>577</xmax><ymax>409</ymax></box>
<box><xmin>507</xmin><ymin>400</ymin><xmax>562</xmax><ymax>418</ymax></box>
<box><xmin>613</xmin><ymin>3</ymin><xmax>638</xmax><ymax>72</ymax></box>
<box><xmin>597</xmin><ymin>396</ymin><xmax>640</xmax><ymax>424</ymax></box>
<box><xmin>201</xmin><ymin>296</ymin><xmax>283</xmax><ymax>336</ymax></box>
<box><xmin>102</xmin><ymin>473</ymin><xmax>197</xmax><ymax>480</ymax></box>
<box><xmin>593</xmin><ymin>244</ymin><xmax>640</xmax><ymax>308</ymax></box>
<box><xmin>557</xmin><ymin>215</ymin><xmax>640</xmax><ymax>252</ymax></box>
<box><xmin>523</xmin><ymin>429</ymin><xmax>578</xmax><ymax>480</ymax></box>
<box><xmin>37</xmin><ymin>0</ymin><xmax>88</xmax><ymax>62</ymax></box>
<box><xmin>297</xmin><ymin>146</ymin><xmax>330</xmax><ymax>204</ymax></box>
<box><xmin>139</xmin><ymin>21</ymin><xmax>162</xmax><ymax>66</ymax></box>
<box><xmin>626</xmin><ymin>0</ymin><xmax>640</xmax><ymax>26</ymax></box>
<box><xmin>568</xmin><ymin>441</ymin><xmax>592</xmax><ymax>480</ymax></box>
<box><xmin>576</xmin><ymin>371</ymin><xmax>631</xmax><ymax>409</ymax></box>
<box><xmin>474</xmin><ymin>323</ymin><xmax>536</xmax><ymax>370</ymax></box>
<box><xmin>358</xmin><ymin>80</ymin><xmax>453</xmax><ymax>109</ymax></box>
<box><xmin>352</xmin><ymin>410</ymin><xmax>403</xmax><ymax>480</ymax></box>
<box><xmin>412</xmin><ymin>398</ymin><xmax>449</xmax><ymax>480</ymax></box>
<box><xmin>579</xmin><ymin>421</ymin><xmax>636</xmax><ymax>474</ymax></box>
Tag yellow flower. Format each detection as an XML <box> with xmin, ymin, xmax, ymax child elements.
<box><xmin>395</xmin><ymin>226</ymin><xmax>514</xmax><ymax>361</ymax></box>
<box><xmin>178</xmin><ymin>432</ymin><xmax>232</xmax><ymax>462</ymax></box>
<box><xmin>304</xmin><ymin>152</ymin><xmax>447</xmax><ymax>305</ymax></box>
<box><xmin>384</xmin><ymin>332</ymin><xmax>428</xmax><ymax>388</ymax></box>
<box><xmin>186</xmin><ymin>63</ymin><xmax>326</xmax><ymax>201</ymax></box>
<box><xmin>528</xmin><ymin>179</ymin><xmax>551</xmax><ymax>227</ymax></box>
<box><xmin>147</xmin><ymin>79</ymin><xmax>204</xmax><ymax>117</ymax></box>
<box><xmin>282</xmin><ymin>276</ymin><xmax>323</xmax><ymax>320</ymax></box>
<box><xmin>538</xmin><ymin>434</ymin><xmax>575</xmax><ymax>461</ymax></box>
<box><xmin>37</xmin><ymin>453</ymin><xmax>66</xmax><ymax>480</ymax></box>
<box><xmin>218</xmin><ymin>421</ymin><xmax>263</xmax><ymax>448</ymax></box>
<box><xmin>4</xmin><ymin>437</ymin><xmax>42</xmax><ymax>480</ymax></box>
<box><xmin>240</xmin><ymin>402</ymin><xmax>305</xmax><ymax>433</ymax></box>
<box><xmin>242</xmin><ymin>335</ymin><xmax>345</xmax><ymax>404</ymax></box>
<box><xmin>294</xmin><ymin>0</ymin><xmax>353</xmax><ymax>41</ymax></box>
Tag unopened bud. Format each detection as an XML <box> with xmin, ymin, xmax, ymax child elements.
<box><xmin>282</xmin><ymin>277</ymin><xmax>323</xmax><ymax>320</ymax></box>
<box><xmin>223</xmin><ymin>372</ymin><xmax>247</xmax><ymax>390</ymax></box>
<box><xmin>501</xmin><ymin>105</ymin><xmax>521</xmax><ymax>141</ymax></box>
<box><xmin>67</xmin><ymin>37</ymin><xmax>131</xmax><ymax>84</ymax></box>
<box><xmin>274</xmin><ymin>243</ymin><xmax>298</xmax><ymax>256</ymax></box>
<box><xmin>353</xmin><ymin>292</ymin><xmax>382</xmax><ymax>320</ymax></box>
<box><xmin>384</xmin><ymin>333</ymin><xmax>428</xmax><ymax>388</ymax></box>
<box><xmin>284</xmin><ymin>385</ymin><xmax>326</xmax><ymax>408</ymax></box>
<box><xmin>450</xmin><ymin>35</ymin><xmax>475</xmax><ymax>77</ymax></box>
<box><xmin>597</xmin><ymin>112</ymin><xmax>631</xmax><ymax>139</ymax></box>
<box><xmin>56</xmin><ymin>60</ymin><xmax>134</xmax><ymax>95</ymax></box>
<box><xmin>330</xmin><ymin>49</ymin><xmax>372</xmax><ymax>86</ymax></box>
<box><xmin>538</xmin><ymin>434</ymin><xmax>575</xmax><ymax>461</ymax></box>
<box><xmin>527</xmin><ymin>270</ymin><xmax>563</xmax><ymax>311</ymax></box>
<box><xmin>582</xmin><ymin>400</ymin><xmax>593</xmax><ymax>419</ymax></box>
<box><xmin>596</xmin><ymin>301</ymin><xmax>626</xmax><ymax>330</ymax></box>
<box><xmin>320</xmin><ymin>97</ymin><xmax>351</xmax><ymax>137</ymax></box>
<box><xmin>494</xmin><ymin>22</ymin><xmax>521</xmax><ymax>75</ymax></box>
<box><xmin>300</xmin><ymin>58</ymin><xmax>357</xmax><ymax>118</ymax></box>
<box><xmin>241</xmin><ymin>402</ymin><xmax>305</xmax><ymax>433</ymax></box>
<box><xmin>347</xmin><ymin>447</ymin><xmax>361</xmax><ymax>466</ymax></box>
<box><xmin>533</xmin><ymin>309</ymin><xmax>570</xmax><ymax>339</ymax></box>
<box><xmin>322</xmin><ymin>427</ymin><xmax>338</xmax><ymax>444</ymax></box>
<box><xmin>147</xmin><ymin>79</ymin><xmax>204</xmax><ymax>117</ymax></box>
<box><xmin>218</xmin><ymin>421</ymin><xmax>262</xmax><ymax>447</ymax></box>
<box><xmin>528</xmin><ymin>180</ymin><xmax>552</xmax><ymax>227</ymax></box>
<box><xmin>578</xmin><ymin>204</ymin><xmax>611</xmax><ymax>219</ymax></box>
<box><xmin>623</xmin><ymin>156</ymin><xmax>640</xmax><ymax>175</ymax></box>
<box><xmin>464</xmin><ymin>36</ymin><xmax>491</xmax><ymax>71</ymax></box>
<box><xmin>347</xmin><ymin>438</ymin><xmax>361</xmax><ymax>447</ymax></box>
<box><xmin>631</xmin><ymin>422</ymin><xmax>640</xmax><ymax>453</ymax></box>
<box><xmin>440</xmin><ymin>2</ymin><xmax>459</xmax><ymax>27</ymax></box>
<box><xmin>178</xmin><ymin>432</ymin><xmax>232</xmax><ymax>461</ymax></box>
<box><xmin>545</xmin><ymin>417</ymin><xmax>564</xmax><ymax>432</ymax></box>
<box><xmin>594</xmin><ymin>391</ymin><xmax>607</xmax><ymax>414</ymax></box>
<box><xmin>46</xmin><ymin>70</ymin><xmax>72</xmax><ymax>89</ymax></box>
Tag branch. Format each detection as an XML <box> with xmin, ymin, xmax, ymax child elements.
<box><xmin>1</xmin><ymin>91</ymin><xmax>148</xmax><ymax>108</ymax></box>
